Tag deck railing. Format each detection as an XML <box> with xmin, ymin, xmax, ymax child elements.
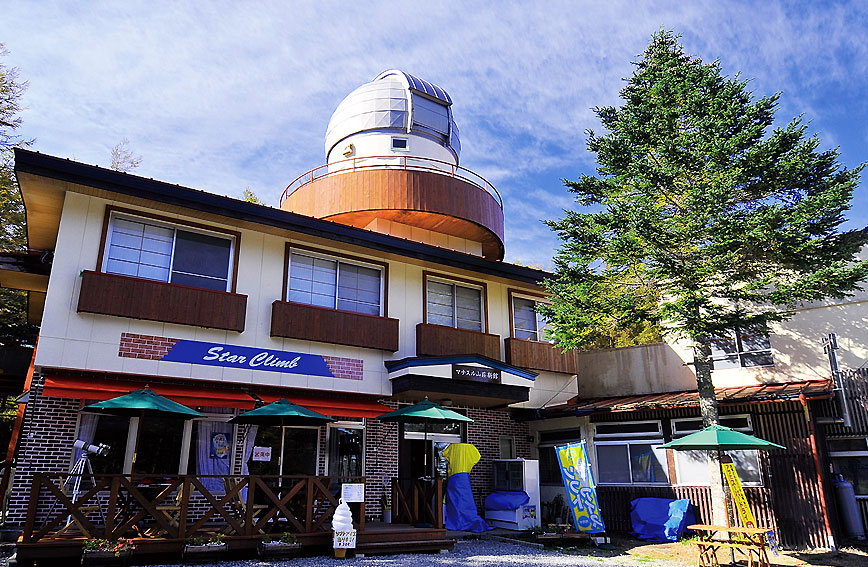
<box><xmin>391</xmin><ymin>477</ymin><xmax>443</xmax><ymax>528</ymax></box>
<box><xmin>22</xmin><ymin>473</ymin><xmax>365</xmax><ymax>543</ymax></box>
<box><xmin>280</xmin><ymin>155</ymin><xmax>503</xmax><ymax>209</ymax></box>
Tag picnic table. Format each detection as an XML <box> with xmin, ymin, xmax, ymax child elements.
<box><xmin>687</xmin><ymin>524</ymin><xmax>772</xmax><ymax>567</ymax></box>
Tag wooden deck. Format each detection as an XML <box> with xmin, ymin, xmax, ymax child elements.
<box><xmin>16</xmin><ymin>473</ymin><xmax>452</xmax><ymax>564</ymax></box>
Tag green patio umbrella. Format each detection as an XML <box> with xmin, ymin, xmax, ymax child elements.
<box><xmin>84</xmin><ymin>388</ymin><xmax>203</xmax><ymax>418</ymax></box>
<box><xmin>376</xmin><ymin>398</ymin><xmax>473</xmax><ymax>473</ymax></box>
<box><xmin>228</xmin><ymin>398</ymin><xmax>335</xmax><ymax>426</ymax></box>
<box><xmin>661</xmin><ymin>424</ymin><xmax>784</xmax><ymax>535</ymax></box>
<box><xmin>660</xmin><ymin>424</ymin><xmax>785</xmax><ymax>451</ymax></box>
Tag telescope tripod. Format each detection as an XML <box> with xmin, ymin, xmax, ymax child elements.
<box><xmin>46</xmin><ymin>453</ymin><xmax>107</xmax><ymax>532</ymax></box>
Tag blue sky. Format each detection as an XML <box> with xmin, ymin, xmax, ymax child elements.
<box><xmin>3</xmin><ymin>1</ymin><xmax>867</xmax><ymax>266</ymax></box>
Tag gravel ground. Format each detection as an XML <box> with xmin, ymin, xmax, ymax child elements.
<box><xmin>144</xmin><ymin>539</ymin><xmax>680</xmax><ymax>567</ymax></box>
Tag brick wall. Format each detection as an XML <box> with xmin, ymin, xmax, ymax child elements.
<box><xmin>364</xmin><ymin>401</ymin><xmax>399</xmax><ymax>520</ymax></box>
<box><xmin>6</xmin><ymin>373</ymin><xmax>81</xmax><ymax>526</ymax></box>
<box><xmin>467</xmin><ymin>407</ymin><xmax>530</xmax><ymax>513</ymax></box>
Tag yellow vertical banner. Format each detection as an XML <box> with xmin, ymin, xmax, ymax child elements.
<box><xmin>556</xmin><ymin>442</ymin><xmax>605</xmax><ymax>533</ymax></box>
<box><xmin>721</xmin><ymin>459</ymin><xmax>756</xmax><ymax>528</ymax></box>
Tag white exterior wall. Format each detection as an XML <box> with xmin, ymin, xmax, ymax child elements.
<box><xmin>575</xmin><ymin>292</ymin><xmax>868</xmax><ymax>398</ymax></box>
<box><xmin>328</xmin><ymin>131</ymin><xmax>456</xmax><ymax>165</ymax></box>
<box><xmin>35</xmin><ymin>191</ymin><xmax>570</xmax><ymax>407</ymax></box>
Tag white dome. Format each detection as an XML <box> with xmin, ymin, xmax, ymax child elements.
<box><xmin>325</xmin><ymin>70</ymin><xmax>461</xmax><ymax>162</ymax></box>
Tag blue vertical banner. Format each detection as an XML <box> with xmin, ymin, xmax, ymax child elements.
<box><xmin>556</xmin><ymin>441</ymin><xmax>605</xmax><ymax>533</ymax></box>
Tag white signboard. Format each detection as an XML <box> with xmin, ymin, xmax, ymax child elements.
<box><xmin>333</xmin><ymin>530</ymin><xmax>357</xmax><ymax>549</ymax></box>
<box><xmin>252</xmin><ymin>446</ymin><xmax>272</xmax><ymax>462</ymax></box>
<box><xmin>341</xmin><ymin>483</ymin><xmax>365</xmax><ymax>502</ymax></box>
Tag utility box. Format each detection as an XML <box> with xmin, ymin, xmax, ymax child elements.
<box><xmin>484</xmin><ymin>459</ymin><xmax>541</xmax><ymax>530</ymax></box>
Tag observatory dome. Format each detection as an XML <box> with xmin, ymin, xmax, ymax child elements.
<box><xmin>325</xmin><ymin>70</ymin><xmax>461</xmax><ymax>163</ymax></box>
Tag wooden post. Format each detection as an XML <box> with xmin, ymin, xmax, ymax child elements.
<box><xmin>106</xmin><ymin>475</ymin><xmax>120</xmax><ymax>538</ymax></box>
<box><xmin>22</xmin><ymin>474</ymin><xmax>41</xmax><ymax>543</ymax></box>
<box><xmin>305</xmin><ymin>476</ymin><xmax>314</xmax><ymax>533</ymax></box>
<box><xmin>245</xmin><ymin>476</ymin><xmax>257</xmax><ymax>536</ymax></box>
<box><xmin>178</xmin><ymin>475</ymin><xmax>191</xmax><ymax>540</ymax></box>
<box><xmin>435</xmin><ymin>477</ymin><xmax>443</xmax><ymax>529</ymax></box>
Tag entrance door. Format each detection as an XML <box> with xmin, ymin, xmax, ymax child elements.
<box><xmin>398</xmin><ymin>418</ymin><xmax>465</xmax><ymax>479</ymax></box>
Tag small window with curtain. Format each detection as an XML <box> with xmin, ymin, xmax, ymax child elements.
<box><xmin>287</xmin><ymin>251</ymin><xmax>383</xmax><ymax>316</ymax></box>
<box><xmin>671</xmin><ymin>415</ymin><xmax>763</xmax><ymax>486</ymax></box>
<box><xmin>104</xmin><ymin>213</ymin><xmax>234</xmax><ymax>292</ymax></box>
<box><xmin>426</xmin><ymin>278</ymin><xmax>483</xmax><ymax>332</ymax></box>
<box><xmin>593</xmin><ymin>421</ymin><xmax>669</xmax><ymax>485</ymax></box>
<box><xmin>512</xmin><ymin>296</ymin><xmax>550</xmax><ymax>341</ymax></box>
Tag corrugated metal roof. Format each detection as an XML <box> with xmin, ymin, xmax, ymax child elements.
<box><xmin>554</xmin><ymin>379</ymin><xmax>833</xmax><ymax>414</ymax></box>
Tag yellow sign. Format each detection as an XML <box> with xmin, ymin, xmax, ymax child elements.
<box><xmin>722</xmin><ymin>461</ymin><xmax>756</xmax><ymax>528</ymax></box>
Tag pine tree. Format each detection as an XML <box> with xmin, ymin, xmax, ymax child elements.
<box><xmin>0</xmin><ymin>44</ymin><xmax>37</xmax><ymax>347</ymax></box>
<box><xmin>542</xmin><ymin>31</ymin><xmax>868</xmax><ymax>525</ymax></box>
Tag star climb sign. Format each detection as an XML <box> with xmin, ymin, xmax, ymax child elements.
<box><xmin>556</xmin><ymin>441</ymin><xmax>605</xmax><ymax>534</ymax></box>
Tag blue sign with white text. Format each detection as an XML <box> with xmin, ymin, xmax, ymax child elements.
<box><xmin>161</xmin><ymin>339</ymin><xmax>334</xmax><ymax>377</ymax></box>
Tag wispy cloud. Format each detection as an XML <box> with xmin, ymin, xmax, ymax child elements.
<box><xmin>4</xmin><ymin>1</ymin><xmax>867</xmax><ymax>264</ymax></box>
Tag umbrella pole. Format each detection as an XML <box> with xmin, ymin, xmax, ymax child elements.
<box><xmin>424</xmin><ymin>421</ymin><xmax>429</xmax><ymax>476</ymax></box>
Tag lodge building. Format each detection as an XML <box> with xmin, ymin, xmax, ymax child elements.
<box><xmin>2</xmin><ymin>69</ymin><xmax>865</xmax><ymax>557</ymax></box>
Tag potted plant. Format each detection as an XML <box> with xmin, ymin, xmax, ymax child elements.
<box><xmin>257</xmin><ymin>532</ymin><xmax>301</xmax><ymax>559</ymax></box>
<box><xmin>380</xmin><ymin>491</ymin><xmax>392</xmax><ymax>523</ymax></box>
<box><xmin>81</xmin><ymin>538</ymin><xmax>135</xmax><ymax>566</ymax></box>
<box><xmin>182</xmin><ymin>534</ymin><xmax>227</xmax><ymax>563</ymax></box>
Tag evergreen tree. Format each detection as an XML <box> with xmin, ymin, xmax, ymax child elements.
<box><xmin>0</xmin><ymin>43</ymin><xmax>37</xmax><ymax>347</ymax></box>
<box><xmin>542</xmin><ymin>31</ymin><xmax>868</xmax><ymax>525</ymax></box>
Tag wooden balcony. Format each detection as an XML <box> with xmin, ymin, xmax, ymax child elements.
<box><xmin>416</xmin><ymin>323</ymin><xmax>501</xmax><ymax>360</ymax></box>
<box><xmin>77</xmin><ymin>270</ymin><xmax>247</xmax><ymax>332</ymax></box>
<box><xmin>271</xmin><ymin>300</ymin><xmax>399</xmax><ymax>351</ymax></box>
<box><xmin>505</xmin><ymin>337</ymin><xmax>578</xmax><ymax>374</ymax></box>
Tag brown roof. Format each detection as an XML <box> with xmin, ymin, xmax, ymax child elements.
<box><xmin>554</xmin><ymin>379</ymin><xmax>833</xmax><ymax>414</ymax></box>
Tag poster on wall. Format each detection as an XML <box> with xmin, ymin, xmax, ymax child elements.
<box><xmin>210</xmin><ymin>432</ymin><xmax>230</xmax><ymax>459</ymax></box>
<box><xmin>555</xmin><ymin>441</ymin><xmax>605</xmax><ymax>534</ymax></box>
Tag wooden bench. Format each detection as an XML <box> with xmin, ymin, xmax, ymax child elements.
<box><xmin>688</xmin><ymin>524</ymin><xmax>772</xmax><ymax>567</ymax></box>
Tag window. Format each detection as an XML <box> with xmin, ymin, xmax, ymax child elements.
<box><xmin>187</xmin><ymin>409</ymin><xmax>235</xmax><ymax>493</ymax></box>
<box><xmin>288</xmin><ymin>251</ymin><xmax>383</xmax><ymax>316</ymax></box>
<box><xmin>328</xmin><ymin>421</ymin><xmax>365</xmax><ymax>477</ymax></box>
<box><xmin>537</xmin><ymin>428</ymin><xmax>582</xmax><ymax>484</ymax></box>
<box><xmin>427</xmin><ymin>279</ymin><xmax>483</xmax><ymax>331</ymax></box>
<box><xmin>829</xmin><ymin>437</ymin><xmax>868</xmax><ymax>496</ymax></box>
<box><xmin>104</xmin><ymin>214</ymin><xmax>234</xmax><ymax>292</ymax></box>
<box><xmin>594</xmin><ymin>421</ymin><xmax>669</xmax><ymax>485</ymax></box>
<box><xmin>391</xmin><ymin>137</ymin><xmax>409</xmax><ymax>151</ymax></box>
<box><xmin>671</xmin><ymin>416</ymin><xmax>762</xmax><ymax>486</ymax></box>
<box><xmin>707</xmin><ymin>328</ymin><xmax>774</xmax><ymax>369</ymax></box>
<box><xmin>512</xmin><ymin>296</ymin><xmax>550</xmax><ymax>341</ymax></box>
<box><xmin>499</xmin><ymin>436</ymin><xmax>516</xmax><ymax>459</ymax></box>
<box><xmin>135</xmin><ymin>416</ymin><xmax>186</xmax><ymax>475</ymax></box>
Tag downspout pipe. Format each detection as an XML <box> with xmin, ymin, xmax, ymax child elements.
<box><xmin>800</xmin><ymin>392</ymin><xmax>836</xmax><ymax>550</ymax></box>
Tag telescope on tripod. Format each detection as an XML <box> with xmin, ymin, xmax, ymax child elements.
<box><xmin>47</xmin><ymin>439</ymin><xmax>112</xmax><ymax>529</ymax></box>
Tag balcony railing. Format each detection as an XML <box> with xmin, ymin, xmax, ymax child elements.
<box><xmin>505</xmin><ymin>338</ymin><xmax>579</xmax><ymax>374</ymax></box>
<box><xmin>416</xmin><ymin>323</ymin><xmax>501</xmax><ymax>360</ymax></box>
<box><xmin>77</xmin><ymin>271</ymin><xmax>247</xmax><ymax>332</ymax></box>
<box><xmin>271</xmin><ymin>300</ymin><xmax>399</xmax><ymax>351</ymax></box>
<box><xmin>281</xmin><ymin>155</ymin><xmax>502</xmax><ymax>209</ymax></box>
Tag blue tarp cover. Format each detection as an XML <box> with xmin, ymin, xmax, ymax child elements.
<box><xmin>629</xmin><ymin>497</ymin><xmax>696</xmax><ymax>542</ymax></box>
<box><xmin>445</xmin><ymin>472</ymin><xmax>492</xmax><ymax>532</ymax></box>
<box><xmin>484</xmin><ymin>491</ymin><xmax>530</xmax><ymax>511</ymax></box>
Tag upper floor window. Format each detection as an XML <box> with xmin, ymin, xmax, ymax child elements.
<box><xmin>426</xmin><ymin>278</ymin><xmax>483</xmax><ymax>332</ymax></box>
<box><xmin>288</xmin><ymin>251</ymin><xmax>383</xmax><ymax>316</ymax></box>
<box><xmin>707</xmin><ymin>328</ymin><xmax>774</xmax><ymax>369</ymax></box>
<box><xmin>391</xmin><ymin>137</ymin><xmax>409</xmax><ymax>151</ymax></box>
<box><xmin>512</xmin><ymin>296</ymin><xmax>550</xmax><ymax>341</ymax></box>
<box><xmin>104</xmin><ymin>214</ymin><xmax>234</xmax><ymax>292</ymax></box>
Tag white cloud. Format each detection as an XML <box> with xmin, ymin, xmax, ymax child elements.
<box><xmin>4</xmin><ymin>0</ymin><xmax>867</xmax><ymax>263</ymax></box>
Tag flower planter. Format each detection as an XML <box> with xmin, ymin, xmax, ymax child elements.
<box><xmin>81</xmin><ymin>548</ymin><xmax>133</xmax><ymax>567</ymax></box>
<box><xmin>383</xmin><ymin>508</ymin><xmax>392</xmax><ymax>523</ymax></box>
<box><xmin>182</xmin><ymin>542</ymin><xmax>228</xmax><ymax>563</ymax></box>
<box><xmin>257</xmin><ymin>540</ymin><xmax>301</xmax><ymax>559</ymax></box>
